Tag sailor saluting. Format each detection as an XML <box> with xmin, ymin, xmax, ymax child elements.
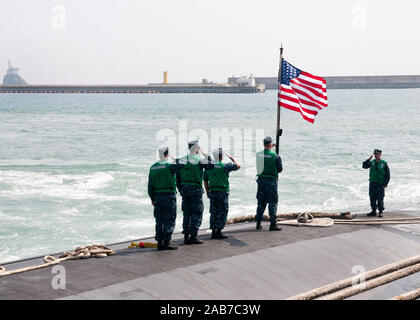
<box><xmin>178</xmin><ymin>140</ymin><xmax>214</xmax><ymax>245</ymax></box>
<box><xmin>362</xmin><ymin>149</ymin><xmax>391</xmax><ymax>218</ymax></box>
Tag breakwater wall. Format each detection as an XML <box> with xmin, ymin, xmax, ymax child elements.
<box><xmin>228</xmin><ymin>75</ymin><xmax>420</xmax><ymax>90</ymax></box>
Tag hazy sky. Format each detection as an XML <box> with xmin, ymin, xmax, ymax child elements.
<box><xmin>1</xmin><ymin>0</ymin><xmax>419</xmax><ymax>84</ymax></box>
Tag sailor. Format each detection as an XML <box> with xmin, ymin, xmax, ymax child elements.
<box><xmin>178</xmin><ymin>140</ymin><xmax>214</xmax><ymax>245</ymax></box>
<box><xmin>203</xmin><ymin>148</ymin><xmax>241</xmax><ymax>239</ymax></box>
<box><xmin>148</xmin><ymin>147</ymin><xmax>184</xmax><ymax>250</ymax></box>
<box><xmin>362</xmin><ymin>149</ymin><xmax>390</xmax><ymax>218</ymax></box>
<box><xmin>255</xmin><ymin>136</ymin><xmax>283</xmax><ymax>231</ymax></box>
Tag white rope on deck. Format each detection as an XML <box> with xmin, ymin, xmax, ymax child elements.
<box><xmin>287</xmin><ymin>255</ymin><xmax>420</xmax><ymax>300</ymax></box>
<box><xmin>319</xmin><ymin>263</ymin><xmax>420</xmax><ymax>300</ymax></box>
<box><xmin>389</xmin><ymin>288</ymin><xmax>420</xmax><ymax>300</ymax></box>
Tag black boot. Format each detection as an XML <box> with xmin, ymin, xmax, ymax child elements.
<box><xmin>189</xmin><ymin>236</ymin><xmax>203</xmax><ymax>244</ymax></box>
<box><xmin>367</xmin><ymin>211</ymin><xmax>377</xmax><ymax>217</ymax></box>
<box><xmin>158</xmin><ymin>240</ymin><xmax>177</xmax><ymax>250</ymax></box>
<box><xmin>157</xmin><ymin>240</ymin><xmax>163</xmax><ymax>250</ymax></box>
<box><xmin>184</xmin><ymin>234</ymin><xmax>191</xmax><ymax>245</ymax></box>
<box><xmin>213</xmin><ymin>229</ymin><xmax>228</xmax><ymax>239</ymax></box>
<box><xmin>269</xmin><ymin>222</ymin><xmax>282</xmax><ymax>231</ymax></box>
<box><xmin>378</xmin><ymin>211</ymin><xmax>383</xmax><ymax>218</ymax></box>
<box><xmin>256</xmin><ymin>221</ymin><xmax>262</xmax><ymax>230</ymax></box>
<box><xmin>211</xmin><ymin>229</ymin><xmax>216</xmax><ymax>239</ymax></box>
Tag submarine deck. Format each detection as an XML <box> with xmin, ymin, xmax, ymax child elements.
<box><xmin>1</xmin><ymin>211</ymin><xmax>419</xmax><ymax>300</ymax></box>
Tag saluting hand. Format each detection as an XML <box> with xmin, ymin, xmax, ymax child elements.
<box><xmin>224</xmin><ymin>152</ymin><xmax>234</xmax><ymax>161</ymax></box>
<box><xmin>368</xmin><ymin>154</ymin><xmax>373</xmax><ymax>160</ymax></box>
<box><xmin>200</xmin><ymin>147</ymin><xmax>207</xmax><ymax>156</ymax></box>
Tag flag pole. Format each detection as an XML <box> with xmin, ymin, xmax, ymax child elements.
<box><xmin>275</xmin><ymin>44</ymin><xmax>284</xmax><ymax>155</ymax></box>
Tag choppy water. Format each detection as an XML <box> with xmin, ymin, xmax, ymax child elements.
<box><xmin>1</xmin><ymin>90</ymin><xmax>420</xmax><ymax>262</ymax></box>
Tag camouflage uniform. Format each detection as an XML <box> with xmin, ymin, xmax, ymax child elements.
<box><xmin>209</xmin><ymin>192</ymin><xmax>229</xmax><ymax>230</ymax></box>
<box><xmin>369</xmin><ymin>183</ymin><xmax>385</xmax><ymax>212</ymax></box>
<box><xmin>255</xmin><ymin>150</ymin><xmax>283</xmax><ymax>224</ymax></box>
<box><xmin>148</xmin><ymin>160</ymin><xmax>183</xmax><ymax>242</ymax></box>
<box><xmin>363</xmin><ymin>157</ymin><xmax>390</xmax><ymax>212</ymax></box>
<box><xmin>204</xmin><ymin>163</ymin><xmax>239</xmax><ymax>230</ymax></box>
<box><xmin>256</xmin><ymin>177</ymin><xmax>280</xmax><ymax>224</ymax></box>
<box><xmin>178</xmin><ymin>155</ymin><xmax>213</xmax><ymax>238</ymax></box>
<box><xmin>180</xmin><ymin>185</ymin><xmax>205</xmax><ymax>238</ymax></box>
<box><xmin>152</xmin><ymin>193</ymin><xmax>177</xmax><ymax>241</ymax></box>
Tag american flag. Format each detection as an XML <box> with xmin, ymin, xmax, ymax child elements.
<box><xmin>278</xmin><ymin>59</ymin><xmax>327</xmax><ymax>123</ymax></box>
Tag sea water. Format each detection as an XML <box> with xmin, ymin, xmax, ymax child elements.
<box><xmin>1</xmin><ymin>89</ymin><xmax>419</xmax><ymax>262</ymax></box>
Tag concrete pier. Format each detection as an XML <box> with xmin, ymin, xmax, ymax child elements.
<box><xmin>0</xmin><ymin>83</ymin><xmax>265</xmax><ymax>94</ymax></box>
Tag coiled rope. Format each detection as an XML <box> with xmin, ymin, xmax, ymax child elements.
<box><xmin>0</xmin><ymin>244</ymin><xmax>115</xmax><ymax>277</ymax></box>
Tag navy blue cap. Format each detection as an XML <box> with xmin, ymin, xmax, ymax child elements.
<box><xmin>263</xmin><ymin>136</ymin><xmax>273</xmax><ymax>145</ymax></box>
<box><xmin>213</xmin><ymin>148</ymin><xmax>223</xmax><ymax>160</ymax></box>
<box><xmin>159</xmin><ymin>147</ymin><xmax>169</xmax><ymax>157</ymax></box>
<box><xmin>374</xmin><ymin>149</ymin><xmax>382</xmax><ymax>154</ymax></box>
<box><xmin>188</xmin><ymin>140</ymin><xmax>199</xmax><ymax>150</ymax></box>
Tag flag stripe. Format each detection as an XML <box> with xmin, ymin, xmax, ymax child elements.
<box><xmin>290</xmin><ymin>86</ymin><xmax>327</xmax><ymax>108</ymax></box>
<box><xmin>279</xmin><ymin>89</ymin><xmax>319</xmax><ymax>118</ymax></box>
<box><xmin>298</xmin><ymin>74</ymin><xmax>326</xmax><ymax>88</ymax></box>
<box><xmin>280</xmin><ymin>100</ymin><xmax>318</xmax><ymax>118</ymax></box>
<box><xmin>300</xmin><ymin>71</ymin><xmax>324</xmax><ymax>82</ymax></box>
<box><xmin>290</xmin><ymin>78</ymin><xmax>327</xmax><ymax>101</ymax></box>
<box><xmin>291</xmin><ymin>76</ymin><xmax>324</xmax><ymax>91</ymax></box>
<box><xmin>281</xmin><ymin>101</ymin><xmax>316</xmax><ymax>122</ymax></box>
<box><xmin>281</xmin><ymin>102</ymin><xmax>316</xmax><ymax>123</ymax></box>
<box><xmin>299</xmin><ymin>73</ymin><xmax>327</xmax><ymax>94</ymax></box>
<box><xmin>279</xmin><ymin>91</ymin><xmax>320</xmax><ymax>113</ymax></box>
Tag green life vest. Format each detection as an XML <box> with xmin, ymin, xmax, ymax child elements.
<box><xmin>206</xmin><ymin>162</ymin><xmax>229</xmax><ymax>192</ymax></box>
<box><xmin>149</xmin><ymin>160</ymin><xmax>176</xmax><ymax>193</ymax></box>
<box><xmin>179</xmin><ymin>154</ymin><xmax>203</xmax><ymax>187</ymax></box>
<box><xmin>369</xmin><ymin>159</ymin><xmax>387</xmax><ymax>184</ymax></box>
<box><xmin>256</xmin><ymin>149</ymin><xmax>278</xmax><ymax>179</ymax></box>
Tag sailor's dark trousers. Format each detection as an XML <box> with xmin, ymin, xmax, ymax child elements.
<box><xmin>180</xmin><ymin>185</ymin><xmax>204</xmax><ymax>237</ymax></box>
<box><xmin>209</xmin><ymin>191</ymin><xmax>229</xmax><ymax>230</ymax></box>
<box><xmin>153</xmin><ymin>193</ymin><xmax>177</xmax><ymax>241</ymax></box>
<box><xmin>369</xmin><ymin>182</ymin><xmax>385</xmax><ymax>212</ymax></box>
<box><xmin>256</xmin><ymin>177</ymin><xmax>278</xmax><ymax>224</ymax></box>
